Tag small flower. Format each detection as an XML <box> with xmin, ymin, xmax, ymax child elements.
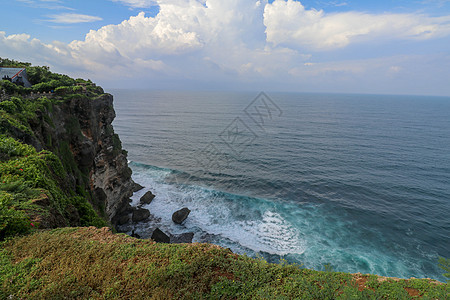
<box><xmin>19</xmin><ymin>169</ymin><xmax>23</xmax><ymax>171</ymax></box>
<box><xmin>30</xmin><ymin>223</ymin><xmax>34</xmax><ymax>227</ymax></box>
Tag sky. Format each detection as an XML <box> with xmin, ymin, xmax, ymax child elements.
<box><xmin>1</xmin><ymin>0</ymin><xmax>450</xmax><ymax>96</ymax></box>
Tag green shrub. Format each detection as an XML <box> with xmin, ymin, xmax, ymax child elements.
<box><xmin>0</xmin><ymin>192</ymin><xmax>32</xmax><ymax>239</ymax></box>
<box><xmin>72</xmin><ymin>86</ymin><xmax>83</xmax><ymax>94</ymax></box>
<box><xmin>0</xmin><ymin>137</ymin><xmax>36</xmax><ymax>159</ymax></box>
<box><xmin>54</xmin><ymin>86</ymin><xmax>71</xmax><ymax>96</ymax></box>
<box><xmin>438</xmin><ymin>257</ymin><xmax>450</xmax><ymax>282</ymax></box>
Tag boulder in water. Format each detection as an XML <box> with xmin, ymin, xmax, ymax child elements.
<box><xmin>170</xmin><ymin>232</ymin><xmax>194</xmax><ymax>244</ymax></box>
<box><xmin>151</xmin><ymin>228</ymin><xmax>170</xmax><ymax>243</ymax></box>
<box><xmin>139</xmin><ymin>191</ymin><xmax>155</xmax><ymax>205</ymax></box>
<box><xmin>172</xmin><ymin>208</ymin><xmax>191</xmax><ymax>224</ymax></box>
<box><xmin>132</xmin><ymin>183</ymin><xmax>145</xmax><ymax>193</ymax></box>
<box><xmin>132</xmin><ymin>207</ymin><xmax>150</xmax><ymax>222</ymax></box>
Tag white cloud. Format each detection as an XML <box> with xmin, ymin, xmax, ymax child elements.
<box><xmin>110</xmin><ymin>0</ymin><xmax>156</xmax><ymax>8</ymax></box>
<box><xmin>264</xmin><ymin>0</ymin><xmax>450</xmax><ymax>50</ymax></box>
<box><xmin>2</xmin><ymin>0</ymin><xmax>450</xmax><ymax>95</ymax></box>
<box><xmin>46</xmin><ymin>13</ymin><xmax>103</xmax><ymax>24</ymax></box>
<box><xmin>16</xmin><ymin>0</ymin><xmax>74</xmax><ymax>10</ymax></box>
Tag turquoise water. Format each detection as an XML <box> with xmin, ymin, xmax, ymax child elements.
<box><xmin>112</xmin><ymin>90</ymin><xmax>450</xmax><ymax>281</ymax></box>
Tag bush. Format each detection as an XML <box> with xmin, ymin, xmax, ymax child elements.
<box><xmin>0</xmin><ymin>192</ymin><xmax>32</xmax><ymax>240</ymax></box>
<box><xmin>54</xmin><ymin>86</ymin><xmax>71</xmax><ymax>96</ymax></box>
<box><xmin>438</xmin><ymin>257</ymin><xmax>450</xmax><ymax>282</ymax></box>
<box><xmin>0</xmin><ymin>137</ymin><xmax>36</xmax><ymax>159</ymax></box>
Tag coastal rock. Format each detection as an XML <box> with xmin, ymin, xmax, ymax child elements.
<box><xmin>151</xmin><ymin>228</ymin><xmax>170</xmax><ymax>243</ymax></box>
<box><xmin>117</xmin><ymin>214</ymin><xmax>130</xmax><ymax>225</ymax></box>
<box><xmin>172</xmin><ymin>207</ymin><xmax>191</xmax><ymax>224</ymax></box>
<box><xmin>132</xmin><ymin>207</ymin><xmax>150</xmax><ymax>222</ymax></box>
<box><xmin>139</xmin><ymin>191</ymin><xmax>155</xmax><ymax>205</ymax></box>
<box><xmin>170</xmin><ymin>232</ymin><xmax>194</xmax><ymax>244</ymax></box>
<box><xmin>133</xmin><ymin>183</ymin><xmax>145</xmax><ymax>193</ymax></box>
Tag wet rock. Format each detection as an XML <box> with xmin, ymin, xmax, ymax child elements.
<box><xmin>118</xmin><ymin>214</ymin><xmax>130</xmax><ymax>225</ymax></box>
<box><xmin>151</xmin><ymin>228</ymin><xmax>170</xmax><ymax>243</ymax></box>
<box><xmin>172</xmin><ymin>207</ymin><xmax>191</xmax><ymax>224</ymax></box>
<box><xmin>170</xmin><ymin>232</ymin><xmax>194</xmax><ymax>244</ymax></box>
<box><xmin>132</xmin><ymin>207</ymin><xmax>150</xmax><ymax>222</ymax></box>
<box><xmin>139</xmin><ymin>191</ymin><xmax>155</xmax><ymax>205</ymax></box>
<box><xmin>133</xmin><ymin>183</ymin><xmax>145</xmax><ymax>193</ymax></box>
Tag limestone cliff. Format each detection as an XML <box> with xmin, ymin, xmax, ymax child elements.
<box><xmin>23</xmin><ymin>93</ymin><xmax>134</xmax><ymax>225</ymax></box>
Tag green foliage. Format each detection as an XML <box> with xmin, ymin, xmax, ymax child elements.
<box><xmin>0</xmin><ymin>192</ymin><xmax>32</xmax><ymax>239</ymax></box>
<box><xmin>0</xmin><ymin>99</ymin><xmax>108</xmax><ymax>238</ymax></box>
<box><xmin>1</xmin><ymin>59</ymin><xmax>97</xmax><ymax>98</ymax></box>
<box><xmin>0</xmin><ymin>80</ymin><xmax>31</xmax><ymax>95</ymax></box>
<box><xmin>438</xmin><ymin>257</ymin><xmax>450</xmax><ymax>282</ymax></box>
<box><xmin>0</xmin><ymin>136</ymin><xmax>35</xmax><ymax>160</ymax></box>
<box><xmin>0</xmin><ymin>57</ymin><xmax>31</xmax><ymax>68</ymax></box>
<box><xmin>0</xmin><ymin>58</ymin><xmax>111</xmax><ymax>240</ymax></box>
<box><xmin>0</xmin><ymin>136</ymin><xmax>107</xmax><ymax>239</ymax></box>
<box><xmin>26</xmin><ymin>65</ymin><xmax>51</xmax><ymax>85</ymax></box>
<box><xmin>72</xmin><ymin>85</ymin><xmax>83</xmax><ymax>94</ymax></box>
<box><xmin>323</xmin><ymin>262</ymin><xmax>335</xmax><ymax>272</ymax></box>
<box><xmin>0</xmin><ymin>95</ymin><xmax>55</xmax><ymax>136</ymax></box>
<box><xmin>32</xmin><ymin>77</ymin><xmax>75</xmax><ymax>93</ymax></box>
<box><xmin>26</xmin><ymin>65</ymin><xmax>75</xmax><ymax>87</ymax></box>
<box><xmin>70</xmin><ymin>196</ymin><xmax>106</xmax><ymax>227</ymax></box>
<box><xmin>0</xmin><ymin>228</ymin><xmax>448</xmax><ymax>299</ymax></box>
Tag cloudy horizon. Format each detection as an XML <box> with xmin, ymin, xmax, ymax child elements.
<box><xmin>1</xmin><ymin>0</ymin><xmax>450</xmax><ymax>96</ymax></box>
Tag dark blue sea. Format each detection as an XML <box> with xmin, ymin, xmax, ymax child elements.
<box><xmin>111</xmin><ymin>90</ymin><xmax>450</xmax><ymax>281</ymax></box>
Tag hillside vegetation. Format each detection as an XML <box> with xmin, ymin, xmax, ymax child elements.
<box><xmin>1</xmin><ymin>227</ymin><xmax>448</xmax><ymax>299</ymax></box>
<box><xmin>1</xmin><ymin>58</ymin><xmax>108</xmax><ymax>240</ymax></box>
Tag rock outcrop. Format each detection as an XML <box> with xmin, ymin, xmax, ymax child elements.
<box><xmin>20</xmin><ymin>93</ymin><xmax>135</xmax><ymax>227</ymax></box>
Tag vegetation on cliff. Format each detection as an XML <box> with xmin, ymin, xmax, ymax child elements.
<box><xmin>0</xmin><ymin>59</ymin><xmax>110</xmax><ymax>240</ymax></box>
<box><xmin>1</xmin><ymin>227</ymin><xmax>448</xmax><ymax>299</ymax></box>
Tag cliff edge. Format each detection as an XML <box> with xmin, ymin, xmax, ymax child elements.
<box><xmin>0</xmin><ymin>60</ymin><xmax>134</xmax><ymax>237</ymax></box>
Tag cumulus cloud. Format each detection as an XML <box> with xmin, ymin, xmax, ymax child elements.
<box><xmin>264</xmin><ymin>0</ymin><xmax>450</xmax><ymax>50</ymax></box>
<box><xmin>2</xmin><ymin>0</ymin><xmax>450</xmax><ymax>94</ymax></box>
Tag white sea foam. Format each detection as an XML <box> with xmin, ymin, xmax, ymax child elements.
<box><xmin>129</xmin><ymin>162</ymin><xmax>305</xmax><ymax>255</ymax></box>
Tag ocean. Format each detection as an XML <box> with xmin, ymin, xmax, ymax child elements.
<box><xmin>111</xmin><ymin>90</ymin><xmax>450</xmax><ymax>282</ymax></box>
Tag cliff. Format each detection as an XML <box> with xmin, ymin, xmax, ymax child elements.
<box><xmin>30</xmin><ymin>93</ymin><xmax>135</xmax><ymax>224</ymax></box>
<box><xmin>0</xmin><ymin>67</ymin><xmax>135</xmax><ymax>237</ymax></box>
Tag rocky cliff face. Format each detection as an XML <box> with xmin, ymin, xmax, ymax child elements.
<box><xmin>29</xmin><ymin>93</ymin><xmax>134</xmax><ymax>225</ymax></box>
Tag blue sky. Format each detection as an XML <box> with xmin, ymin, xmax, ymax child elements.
<box><xmin>1</xmin><ymin>0</ymin><xmax>450</xmax><ymax>96</ymax></box>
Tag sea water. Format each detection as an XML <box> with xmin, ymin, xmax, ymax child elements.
<box><xmin>111</xmin><ymin>90</ymin><xmax>450</xmax><ymax>281</ymax></box>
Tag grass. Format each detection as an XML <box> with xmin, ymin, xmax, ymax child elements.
<box><xmin>1</xmin><ymin>227</ymin><xmax>448</xmax><ymax>299</ymax></box>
